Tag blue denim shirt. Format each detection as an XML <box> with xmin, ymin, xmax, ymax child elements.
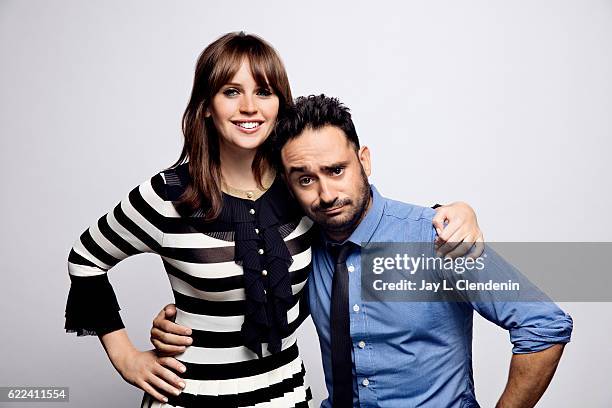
<box><xmin>308</xmin><ymin>185</ymin><xmax>573</xmax><ymax>408</ymax></box>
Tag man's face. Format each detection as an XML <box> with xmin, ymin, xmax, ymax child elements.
<box><xmin>281</xmin><ymin>125</ymin><xmax>372</xmax><ymax>241</ymax></box>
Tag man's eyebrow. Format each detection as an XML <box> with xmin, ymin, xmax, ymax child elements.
<box><xmin>287</xmin><ymin>161</ymin><xmax>349</xmax><ymax>175</ymax></box>
<box><xmin>288</xmin><ymin>166</ymin><xmax>306</xmax><ymax>175</ymax></box>
<box><xmin>322</xmin><ymin>161</ymin><xmax>350</xmax><ymax>171</ymax></box>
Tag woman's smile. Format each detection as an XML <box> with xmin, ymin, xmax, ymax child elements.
<box><xmin>232</xmin><ymin>119</ymin><xmax>264</xmax><ymax>133</ymax></box>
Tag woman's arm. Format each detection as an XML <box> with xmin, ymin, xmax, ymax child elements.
<box><xmin>99</xmin><ymin>329</ymin><xmax>186</xmax><ymax>403</ymax></box>
<box><xmin>65</xmin><ymin>173</ymin><xmax>184</xmax><ymax>402</ymax></box>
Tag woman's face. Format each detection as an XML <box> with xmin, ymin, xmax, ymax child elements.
<box><xmin>207</xmin><ymin>59</ymin><xmax>280</xmax><ymax>153</ymax></box>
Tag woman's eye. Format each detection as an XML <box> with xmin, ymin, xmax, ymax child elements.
<box><xmin>223</xmin><ymin>88</ymin><xmax>239</xmax><ymax>97</ymax></box>
<box><xmin>331</xmin><ymin>167</ymin><xmax>344</xmax><ymax>176</ymax></box>
<box><xmin>257</xmin><ymin>88</ymin><xmax>273</xmax><ymax>97</ymax></box>
<box><xmin>299</xmin><ymin>177</ymin><xmax>313</xmax><ymax>186</ymax></box>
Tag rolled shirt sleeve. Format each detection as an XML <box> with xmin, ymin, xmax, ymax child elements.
<box><xmin>466</xmin><ymin>245</ymin><xmax>573</xmax><ymax>353</ymax></box>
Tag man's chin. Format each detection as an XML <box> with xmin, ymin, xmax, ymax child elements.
<box><xmin>315</xmin><ymin>216</ymin><xmax>354</xmax><ymax>233</ymax></box>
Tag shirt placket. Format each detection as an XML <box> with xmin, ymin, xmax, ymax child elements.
<box><xmin>347</xmin><ymin>252</ymin><xmax>377</xmax><ymax>407</ymax></box>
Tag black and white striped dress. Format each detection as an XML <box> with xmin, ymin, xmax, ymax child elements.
<box><xmin>65</xmin><ymin>163</ymin><xmax>315</xmax><ymax>407</ymax></box>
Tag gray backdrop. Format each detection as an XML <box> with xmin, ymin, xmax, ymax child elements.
<box><xmin>1</xmin><ymin>0</ymin><xmax>611</xmax><ymax>406</ymax></box>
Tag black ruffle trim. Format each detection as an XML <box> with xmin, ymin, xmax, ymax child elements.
<box><xmin>163</xmin><ymin>164</ymin><xmax>300</xmax><ymax>357</ymax></box>
<box><xmin>64</xmin><ymin>273</ymin><xmax>125</xmax><ymax>336</ymax></box>
<box><xmin>223</xmin><ymin>195</ymin><xmax>295</xmax><ymax>357</ymax></box>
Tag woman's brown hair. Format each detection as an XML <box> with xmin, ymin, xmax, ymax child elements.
<box><xmin>172</xmin><ymin>32</ymin><xmax>293</xmax><ymax>220</ymax></box>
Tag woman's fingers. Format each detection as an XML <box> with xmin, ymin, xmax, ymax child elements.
<box><xmin>158</xmin><ymin>356</ymin><xmax>187</xmax><ymax>376</ymax></box>
<box><xmin>155</xmin><ymin>357</ymin><xmax>187</xmax><ymax>390</ymax></box>
<box><xmin>147</xmin><ymin>367</ymin><xmax>183</xmax><ymax>398</ymax></box>
<box><xmin>138</xmin><ymin>379</ymin><xmax>169</xmax><ymax>404</ymax></box>
<box><xmin>120</xmin><ymin>350</ymin><xmax>185</xmax><ymax>403</ymax></box>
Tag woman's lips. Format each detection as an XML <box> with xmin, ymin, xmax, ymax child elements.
<box><xmin>232</xmin><ymin>121</ymin><xmax>263</xmax><ymax>134</ymax></box>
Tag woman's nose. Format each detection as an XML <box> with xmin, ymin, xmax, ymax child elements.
<box><xmin>239</xmin><ymin>95</ymin><xmax>257</xmax><ymax>114</ymax></box>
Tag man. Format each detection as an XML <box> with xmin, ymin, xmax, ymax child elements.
<box><xmin>152</xmin><ymin>95</ymin><xmax>572</xmax><ymax>407</ymax></box>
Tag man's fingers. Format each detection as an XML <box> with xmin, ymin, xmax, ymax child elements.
<box><xmin>153</xmin><ymin>317</ymin><xmax>192</xmax><ymax>336</ymax></box>
<box><xmin>436</xmin><ymin>226</ymin><xmax>462</xmax><ymax>256</ymax></box>
<box><xmin>468</xmin><ymin>234</ymin><xmax>485</xmax><ymax>258</ymax></box>
<box><xmin>164</xmin><ymin>304</ymin><xmax>178</xmax><ymax>320</ymax></box>
<box><xmin>432</xmin><ymin>211</ymin><xmax>447</xmax><ymax>236</ymax></box>
<box><xmin>435</xmin><ymin>216</ymin><xmax>462</xmax><ymax>243</ymax></box>
<box><xmin>151</xmin><ymin>327</ymin><xmax>193</xmax><ymax>346</ymax></box>
<box><xmin>151</xmin><ymin>338</ymin><xmax>187</xmax><ymax>356</ymax></box>
<box><xmin>444</xmin><ymin>240</ymin><xmax>475</xmax><ymax>260</ymax></box>
<box><xmin>138</xmin><ymin>380</ymin><xmax>168</xmax><ymax>404</ymax></box>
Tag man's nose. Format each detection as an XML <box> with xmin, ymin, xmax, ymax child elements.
<box><xmin>318</xmin><ymin>179</ymin><xmax>338</xmax><ymax>206</ymax></box>
<box><xmin>239</xmin><ymin>94</ymin><xmax>257</xmax><ymax>115</ymax></box>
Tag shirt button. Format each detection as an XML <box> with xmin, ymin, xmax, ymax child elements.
<box><xmin>261</xmin><ymin>269</ymin><xmax>268</xmax><ymax>276</ymax></box>
<box><xmin>353</xmin><ymin>304</ymin><xmax>360</xmax><ymax>313</ymax></box>
<box><xmin>246</xmin><ymin>191</ymin><xmax>254</xmax><ymax>198</ymax></box>
<box><xmin>255</xmin><ymin>228</ymin><xmax>260</xmax><ymax>234</ymax></box>
<box><xmin>249</xmin><ymin>209</ymin><xmax>255</xmax><ymax>215</ymax></box>
<box><xmin>358</xmin><ymin>340</ymin><xmax>366</xmax><ymax>349</ymax></box>
<box><xmin>258</xmin><ymin>248</ymin><xmax>264</xmax><ymax>255</ymax></box>
<box><xmin>362</xmin><ymin>378</ymin><xmax>370</xmax><ymax>387</ymax></box>
<box><xmin>347</xmin><ymin>265</ymin><xmax>355</xmax><ymax>273</ymax></box>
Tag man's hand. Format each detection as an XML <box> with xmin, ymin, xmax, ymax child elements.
<box><xmin>433</xmin><ymin>201</ymin><xmax>484</xmax><ymax>259</ymax></box>
<box><xmin>151</xmin><ymin>304</ymin><xmax>193</xmax><ymax>357</ymax></box>
<box><xmin>496</xmin><ymin>344</ymin><xmax>565</xmax><ymax>408</ymax></box>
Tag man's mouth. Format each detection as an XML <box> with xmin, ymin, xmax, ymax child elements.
<box><xmin>320</xmin><ymin>205</ymin><xmax>345</xmax><ymax>215</ymax></box>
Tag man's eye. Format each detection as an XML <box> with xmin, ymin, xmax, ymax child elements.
<box><xmin>331</xmin><ymin>167</ymin><xmax>344</xmax><ymax>176</ymax></box>
<box><xmin>223</xmin><ymin>88</ymin><xmax>239</xmax><ymax>97</ymax></box>
<box><xmin>299</xmin><ymin>177</ymin><xmax>313</xmax><ymax>186</ymax></box>
<box><xmin>257</xmin><ymin>88</ymin><xmax>273</xmax><ymax>97</ymax></box>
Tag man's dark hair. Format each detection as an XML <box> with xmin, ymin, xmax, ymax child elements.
<box><xmin>274</xmin><ymin>94</ymin><xmax>360</xmax><ymax>165</ymax></box>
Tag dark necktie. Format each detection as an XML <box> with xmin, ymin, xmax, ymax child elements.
<box><xmin>329</xmin><ymin>242</ymin><xmax>354</xmax><ymax>408</ymax></box>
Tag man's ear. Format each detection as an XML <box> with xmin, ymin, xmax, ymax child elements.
<box><xmin>279</xmin><ymin>164</ymin><xmax>295</xmax><ymax>198</ymax></box>
<box><xmin>358</xmin><ymin>146</ymin><xmax>372</xmax><ymax>177</ymax></box>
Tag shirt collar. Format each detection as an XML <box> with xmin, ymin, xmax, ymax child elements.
<box><xmin>321</xmin><ymin>184</ymin><xmax>386</xmax><ymax>249</ymax></box>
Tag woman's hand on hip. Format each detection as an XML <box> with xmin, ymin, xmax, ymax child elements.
<box><xmin>116</xmin><ymin>348</ymin><xmax>186</xmax><ymax>403</ymax></box>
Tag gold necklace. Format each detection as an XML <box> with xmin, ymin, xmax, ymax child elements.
<box><xmin>222</xmin><ymin>169</ymin><xmax>276</xmax><ymax>201</ymax></box>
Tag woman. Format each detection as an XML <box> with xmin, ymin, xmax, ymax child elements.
<box><xmin>65</xmin><ymin>32</ymin><xmax>483</xmax><ymax>407</ymax></box>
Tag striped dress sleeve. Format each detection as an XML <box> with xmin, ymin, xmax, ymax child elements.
<box><xmin>64</xmin><ymin>172</ymin><xmax>168</xmax><ymax>336</ymax></box>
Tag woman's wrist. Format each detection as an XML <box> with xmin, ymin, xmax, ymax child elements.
<box><xmin>99</xmin><ymin>329</ymin><xmax>139</xmax><ymax>376</ymax></box>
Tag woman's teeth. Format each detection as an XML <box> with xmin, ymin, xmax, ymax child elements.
<box><xmin>235</xmin><ymin>122</ymin><xmax>260</xmax><ymax>129</ymax></box>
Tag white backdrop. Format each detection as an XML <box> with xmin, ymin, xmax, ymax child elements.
<box><xmin>1</xmin><ymin>0</ymin><xmax>611</xmax><ymax>406</ymax></box>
